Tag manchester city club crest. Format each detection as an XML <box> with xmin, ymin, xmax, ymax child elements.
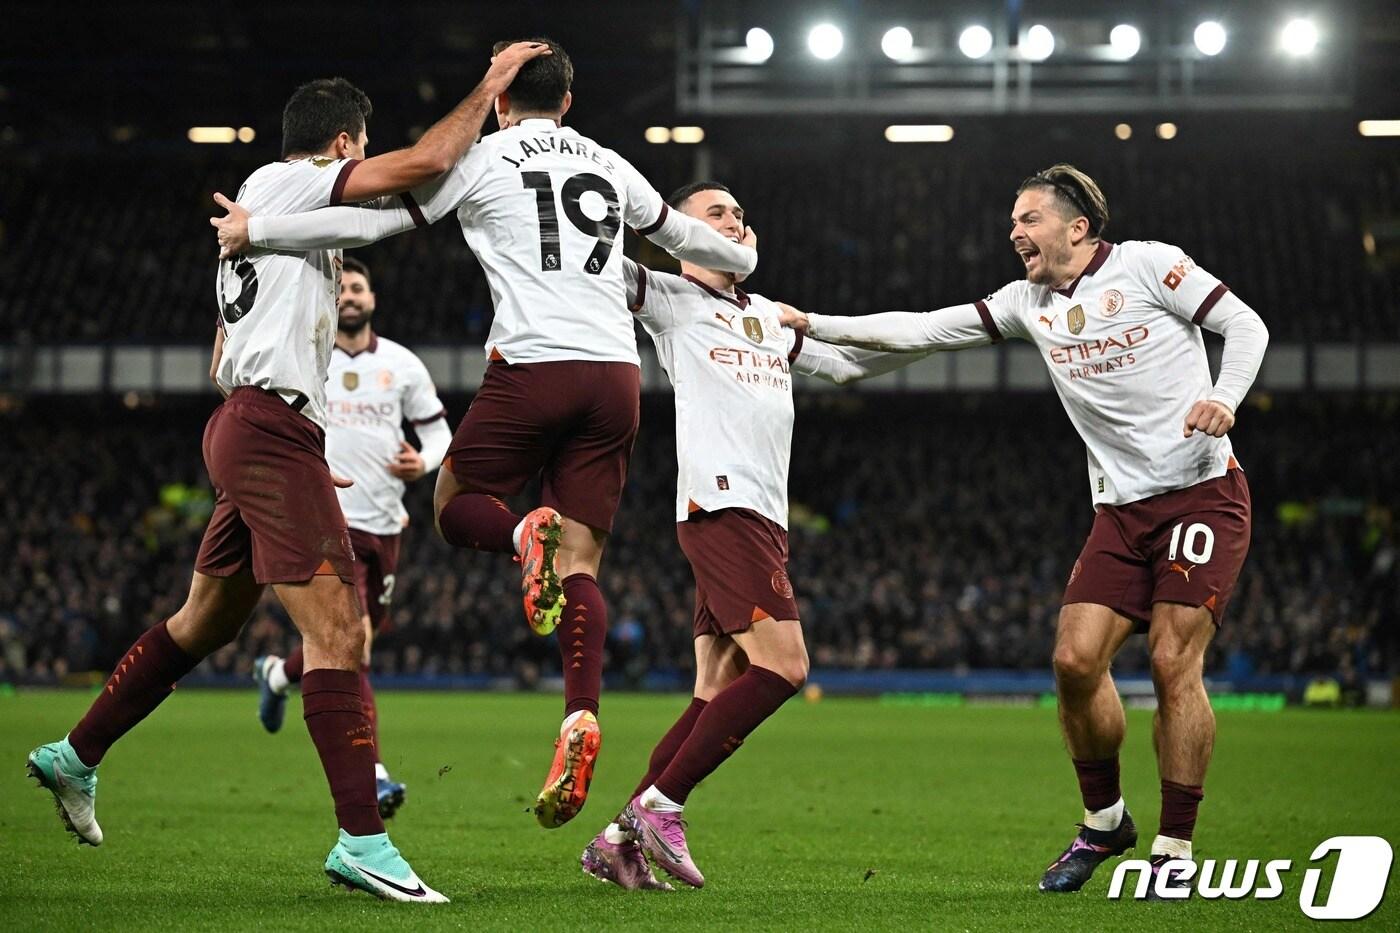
<box><xmin>1067</xmin><ymin>304</ymin><xmax>1085</xmax><ymax>335</ymax></box>
<box><xmin>342</xmin><ymin>371</ymin><xmax>359</xmax><ymax>390</ymax></box>
<box><xmin>743</xmin><ymin>316</ymin><xmax>764</xmax><ymax>343</ymax></box>
<box><xmin>1100</xmin><ymin>288</ymin><xmax>1125</xmax><ymax>317</ymax></box>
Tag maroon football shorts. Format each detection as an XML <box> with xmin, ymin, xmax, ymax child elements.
<box><xmin>445</xmin><ymin>359</ymin><xmax>641</xmax><ymax>533</ymax></box>
<box><xmin>348</xmin><ymin>528</ymin><xmax>401</xmax><ymax>632</ymax></box>
<box><xmin>195</xmin><ymin>387</ymin><xmax>355</xmax><ymax>585</ymax></box>
<box><xmin>1062</xmin><ymin>467</ymin><xmax>1252</xmax><ymax>629</ymax></box>
<box><xmin>677</xmin><ymin>507</ymin><xmax>801</xmax><ymax>638</ymax></box>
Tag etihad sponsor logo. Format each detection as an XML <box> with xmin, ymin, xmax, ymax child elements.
<box><xmin>708</xmin><ymin>347</ymin><xmax>791</xmax><ymax>372</ymax></box>
<box><xmin>1100</xmin><ymin>288</ymin><xmax>1125</xmax><ymax>317</ymax></box>
<box><xmin>1049</xmin><ymin>325</ymin><xmax>1149</xmax><ymax>364</ymax></box>
<box><xmin>1163</xmin><ymin>255</ymin><xmax>1197</xmax><ymax>291</ymax></box>
<box><xmin>328</xmin><ymin>400</ymin><xmax>396</xmax><ymax>418</ymax></box>
<box><xmin>1067</xmin><ymin>304</ymin><xmax>1086</xmax><ymax>335</ymax></box>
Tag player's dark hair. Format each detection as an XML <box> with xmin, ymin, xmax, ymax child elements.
<box><xmin>668</xmin><ymin>181</ymin><xmax>731</xmax><ymax>210</ymax></box>
<box><xmin>1018</xmin><ymin>164</ymin><xmax>1109</xmax><ymax>237</ymax></box>
<box><xmin>491</xmin><ymin>37</ymin><xmax>573</xmax><ymax>113</ymax></box>
<box><xmin>341</xmin><ymin>256</ymin><xmax>371</xmax><ymax>287</ymax></box>
<box><xmin>281</xmin><ymin>78</ymin><xmax>373</xmax><ymax>159</ymax></box>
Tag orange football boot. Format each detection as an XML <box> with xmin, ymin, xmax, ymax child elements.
<box><xmin>517</xmin><ymin>506</ymin><xmax>566</xmax><ymax>635</ymax></box>
<box><xmin>534</xmin><ymin>711</ymin><xmax>602</xmax><ymax>828</ymax></box>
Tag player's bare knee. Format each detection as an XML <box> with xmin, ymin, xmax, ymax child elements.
<box><xmin>1149</xmin><ymin>640</ymin><xmax>1203</xmax><ymax>695</ymax></box>
<box><xmin>779</xmin><ymin>651</ymin><xmax>809</xmax><ymax>689</ymax></box>
<box><xmin>1052</xmin><ymin>644</ymin><xmax>1106</xmax><ymax>691</ymax></box>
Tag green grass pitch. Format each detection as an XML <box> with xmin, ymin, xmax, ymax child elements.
<box><xmin>2</xmin><ymin>690</ymin><xmax>1397</xmax><ymax>931</ymax></box>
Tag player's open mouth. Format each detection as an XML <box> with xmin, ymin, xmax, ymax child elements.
<box><xmin>1018</xmin><ymin>249</ymin><xmax>1039</xmax><ymax>266</ymax></box>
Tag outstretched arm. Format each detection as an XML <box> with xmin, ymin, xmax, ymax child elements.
<box><xmin>337</xmin><ymin>42</ymin><xmax>552</xmax><ymax>202</ymax></box>
<box><xmin>781</xmin><ymin>304</ymin><xmax>931</xmax><ymax>384</ymax></box>
<box><xmin>780</xmin><ymin>302</ymin><xmax>997</xmax><ymax>352</ymax></box>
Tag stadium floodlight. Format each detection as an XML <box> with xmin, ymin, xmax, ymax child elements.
<box><xmin>187</xmin><ymin>126</ymin><xmax>237</xmax><ymax>144</ymax></box>
<box><xmin>1021</xmin><ymin>25</ymin><xmax>1055</xmax><ymax>62</ymax></box>
<box><xmin>881</xmin><ymin>26</ymin><xmax>914</xmax><ymax>61</ymax></box>
<box><xmin>1358</xmin><ymin>120</ymin><xmax>1400</xmax><ymax>137</ymax></box>
<box><xmin>1194</xmin><ymin>21</ymin><xmax>1227</xmax><ymax>56</ymax></box>
<box><xmin>1114</xmin><ymin>123</ymin><xmax>1133</xmax><ymax>140</ymax></box>
<box><xmin>1156</xmin><ymin>122</ymin><xmax>1178</xmax><ymax>140</ymax></box>
<box><xmin>808</xmin><ymin>24</ymin><xmax>844</xmax><ymax>60</ymax></box>
<box><xmin>884</xmin><ymin>124</ymin><xmax>954</xmax><ymax>143</ymax></box>
<box><xmin>1280</xmin><ymin>18</ymin><xmax>1319</xmax><ymax>56</ymax></box>
<box><xmin>671</xmin><ymin>126</ymin><xmax>705</xmax><ymax>144</ymax></box>
<box><xmin>644</xmin><ymin>126</ymin><xmax>671</xmax><ymax>144</ymax></box>
<box><xmin>958</xmin><ymin>25</ymin><xmax>993</xmax><ymax>60</ymax></box>
<box><xmin>1109</xmin><ymin>24</ymin><xmax>1141</xmax><ymax>60</ymax></box>
<box><xmin>237</xmin><ymin>127</ymin><xmax>256</xmax><ymax>143</ymax></box>
<box><xmin>746</xmin><ymin>27</ymin><xmax>774</xmax><ymax>63</ymax></box>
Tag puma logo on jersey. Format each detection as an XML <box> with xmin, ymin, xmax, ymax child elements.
<box><xmin>1169</xmin><ymin>562</ymin><xmax>1194</xmax><ymax>582</ymax></box>
<box><xmin>715</xmin><ymin>311</ymin><xmax>736</xmax><ymax>328</ymax></box>
<box><xmin>1038</xmin><ymin>314</ymin><xmax>1058</xmax><ymax>330</ymax></box>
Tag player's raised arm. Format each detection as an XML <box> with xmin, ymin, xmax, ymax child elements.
<box><xmin>616</xmin><ymin>163</ymin><xmax>757</xmax><ymax>276</ymax></box>
<box><xmin>336</xmin><ymin>41</ymin><xmax>552</xmax><ymax>202</ymax></box>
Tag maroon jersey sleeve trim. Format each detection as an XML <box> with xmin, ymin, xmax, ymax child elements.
<box><xmin>974</xmin><ymin>300</ymin><xmax>1004</xmax><ymax>343</ymax></box>
<box><xmin>1192</xmin><ymin>283</ymin><xmax>1230</xmax><ymax>325</ymax></box>
<box><xmin>410</xmin><ymin>409</ymin><xmax>447</xmax><ymax>426</ymax></box>
<box><xmin>787</xmin><ymin>329</ymin><xmax>805</xmax><ymax>364</ymax></box>
<box><xmin>399</xmin><ymin>192</ymin><xmax>428</xmax><ymax>228</ymax></box>
<box><xmin>329</xmin><ymin>159</ymin><xmax>362</xmax><ymax>206</ymax></box>
<box><xmin>629</xmin><ymin>265</ymin><xmax>649</xmax><ymax>313</ymax></box>
<box><xmin>634</xmin><ymin>203</ymin><xmax>669</xmax><ymax>237</ymax></box>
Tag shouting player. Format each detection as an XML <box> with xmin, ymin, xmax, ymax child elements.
<box><xmin>28</xmin><ymin>44</ymin><xmax>550</xmax><ymax>902</ymax></box>
<box><xmin>210</xmin><ymin>38</ymin><xmax>758</xmax><ymax>830</ymax></box>
<box><xmin>581</xmin><ymin>181</ymin><xmax>922</xmax><ymax>890</ymax></box>
<box><xmin>781</xmin><ymin>164</ymin><xmax>1269</xmax><ymax>893</ymax></box>
<box><xmin>254</xmin><ymin>256</ymin><xmax>450</xmax><ymax>821</ymax></box>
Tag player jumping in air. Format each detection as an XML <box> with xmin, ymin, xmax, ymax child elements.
<box><xmin>781</xmin><ymin>164</ymin><xmax>1269</xmax><ymax>894</ymax></box>
<box><xmin>210</xmin><ymin>38</ymin><xmax>758</xmax><ymax>830</ymax></box>
<box><xmin>29</xmin><ymin>43</ymin><xmax>550</xmax><ymax>903</ymax></box>
<box><xmin>581</xmin><ymin>181</ymin><xmax>922</xmax><ymax>890</ymax></box>
<box><xmin>254</xmin><ymin>257</ymin><xmax>451</xmax><ymax>821</ymax></box>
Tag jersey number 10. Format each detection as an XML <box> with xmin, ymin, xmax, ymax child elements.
<box><xmin>521</xmin><ymin>172</ymin><xmax>621</xmax><ymax>275</ymax></box>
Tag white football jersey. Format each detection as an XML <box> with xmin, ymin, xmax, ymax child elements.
<box><xmin>214</xmin><ymin>156</ymin><xmax>359</xmax><ymax>428</ymax></box>
<box><xmin>324</xmin><ymin>336</ymin><xmax>446</xmax><ymax>535</ymax></box>
<box><xmin>627</xmin><ymin>261</ymin><xmax>837</xmax><ymax>529</ymax></box>
<box><xmin>401</xmin><ymin>119</ymin><xmax>673</xmax><ymax>365</ymax></box>
<box><xmin>978</xmin><ymin>240</ymin><xmax>1236</xmax><ymax>505</ymax></box>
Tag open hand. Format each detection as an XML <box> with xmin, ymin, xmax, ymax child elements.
<box><xmin>209</xmin><ymin>193</ymin><xmax>251</xmax><ymax>259</ymax></box>
<box><xmin>485</xmin><ymin>42</ymin><xmax>553</xmax><ymax>89</ymax></box>
<box><xmin>387</xmin><ymin>440</ymin><xmax>426</xmax><ymax>481</ymax></box>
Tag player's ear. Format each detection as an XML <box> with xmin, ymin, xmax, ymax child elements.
<box><xmin>557</xmin><ymin>91</ymin><xmax>572</xmax><ymax>120</ymax></box>
<box><xmin>494</xmin><ymin>90</ymin><xmax>510</xmax><ymax>128</ymax></box>
<box><xmin>333</xmin><ymin>131</ymin><xmax>352</xmax><ymax>158</ymax></box>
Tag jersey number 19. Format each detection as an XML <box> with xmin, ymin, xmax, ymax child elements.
<box><xmin>521</xmin><ymin>172</ymin><xmax>621</xmax><ymax>275</ymax></box>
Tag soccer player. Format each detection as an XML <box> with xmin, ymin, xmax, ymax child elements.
<box><xmin>253</xmin><ymin>256</ymin><xmax>450</xmax><ymax>821</ymax></box>
<box><xmin>27</xmin><ymin>44</ymin><xmax>550</xmax><ymax>902</ymax></box>
<box><xmin>580</xmin><ymin>181</ymin><xmax>922</xmax><ymax>891</ymax></box>
<box><xmin>209</xmin><ymin>38</ymin><xmax>759</xmax><ymax>830</ymax></box>
<box><xmin>780</xmin><ymin>164</ymin><xmax>1269</xmax><ymax>893</ymax></box>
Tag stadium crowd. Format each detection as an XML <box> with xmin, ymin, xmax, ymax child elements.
<box><xmin>3</xmin><ymin>393</ymin><xmax>1394</xmax><ymax>688</ymax></box>
<box><xmin>1</xmin><ymin>149</ymin><xmax>1397</xmax><ymax>344</ymax></box>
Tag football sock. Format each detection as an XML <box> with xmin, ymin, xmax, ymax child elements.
<box><xmin>374</xmin><ymin>762</ymin><xmax>390</xmax><ymax>782</ymax></box>
<box><xmin>511</xmin><ymin>518</ymin><xmax>527</xmax><ymax>556</ymax></box>
<box><xmin>437</xmin><ymin>493</ymin><xmax>521</xmax><ymax>553</ymax></box>
<box><xmin>654</xmin><ymin>666</ymin><xmax>797</xmax><ymax>805</ymax></box>
<box><xmin>640</xmin><ymin>785</ymin><xmax>684</xmax><ymax>813</ymax></box>
<box><xmin>302</xmin><ymin>669</ymin><xmax>384</xmax><ymax>837</ymax></box>
<box><xmin>282</xmin><ymin>647</ymin><xmax>303</xmax><ymax>685</ymax></box>
<box><xmin>604</xmin><ymin>823</ymin><xmax>631</xmax><ymax>845</ymax></box>
<box><xmin>1159</xmin><ymin>779</ymin><xmax>1204</xmax><ymax>843</ymax></box>
<box><xmin>68</xmin><ymin>620</ymin><xmax>199</xmax><ymax>767</ymax></box>
<box><xmin>359</xmin><ymin>665</ymin><xmax>379</xmax><ymax>759</ymax></box>
<box><xmin>560</xmin><ymin>574</ymin><xmax>607</xmax><ymax>717</ymax></box>
<box><xmin>1085</xmin><ymin>797</ymin><xmax>1125</xmax><ymax>832</ymax></box>
<box><xmin>1152</xmin><ymin>834</ymin><xmax>1194</xmax><ymax>860</ymax></box>
<box><xmin>1072</xmin><ymin>756</ymin><xmax>1122</xmax><ymax>813</ymax></box>
<box><xmin>631</xmin><ymin>697</ymin><xmax>708</xmax><ymax>799</ymax></box>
